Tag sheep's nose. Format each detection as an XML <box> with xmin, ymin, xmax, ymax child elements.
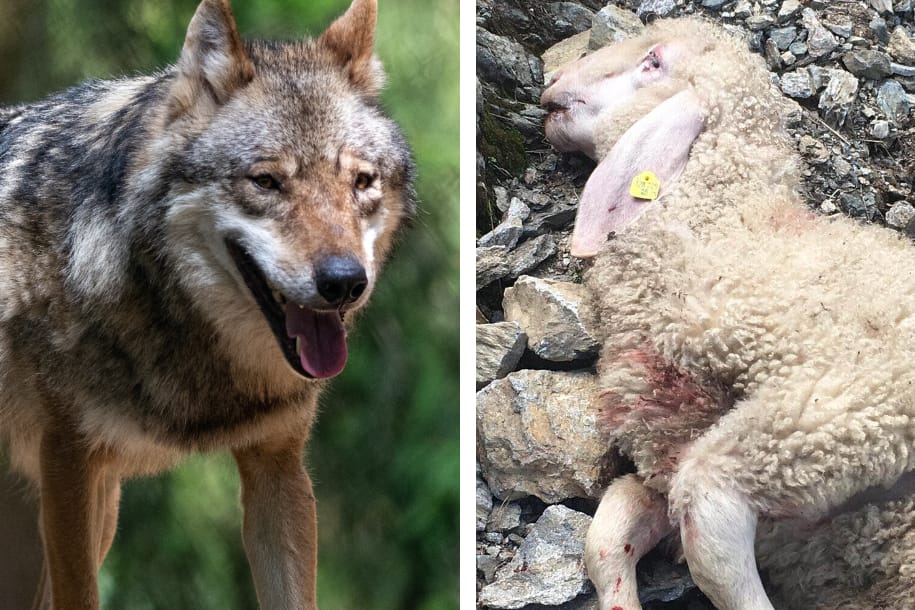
<box><xmin>315</xmin><ymin>255</ymin><xmax>367</xmax><ymax>307</ymax></box>
<box><xmin>541</xmin><ymin>87</ymin><xmax>573</xmax><ymax>112</ymax></box>
<box><xmin>540</xmin><ymin>84</ymin><xmax>555</xmax><ymax>108</ymax></box>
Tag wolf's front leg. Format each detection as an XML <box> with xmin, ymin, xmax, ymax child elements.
<box><xmin>585</xmin><ymin>474</ymin><xmax>672</xmax><ymax>610</ymax></box>
<box><xmin>38</xmin><ymin>423</ymin><xmax>106</xmax><ymax>610</ymax></box>
<box><xmin>234</xmin><ymin>436</ymin><xmax>317</xmax><ymax>610</ymax></box>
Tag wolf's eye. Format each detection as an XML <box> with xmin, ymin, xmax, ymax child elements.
<box><xmin>354</xmin><ymin>172</ymin><xmax>374</xmax><ymax>191</ymax></box>
<box><xmin>250</xmin><ymin>174</ymin><xmax>280</xmax><ymax>191</ymax></box>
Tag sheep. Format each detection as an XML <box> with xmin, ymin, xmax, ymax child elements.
<box><xmin>541</xmin><ymin>17</ymin><xmax>915</xmax><ymax>610</ymax></box>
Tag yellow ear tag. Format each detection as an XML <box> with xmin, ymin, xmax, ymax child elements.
<box><xmin>629</xmin><ymin>171</ymin><xmax>661</xmax><ymax>200</ymax></box>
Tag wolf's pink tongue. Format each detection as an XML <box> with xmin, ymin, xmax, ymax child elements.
<box><xmin>285</xmin><ymin>304</ymin><xmax>347</xmax><ymax>379</ymax></box>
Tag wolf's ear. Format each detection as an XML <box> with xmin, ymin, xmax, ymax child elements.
<box><xmin>168</xmin><ymin>0</ymin><xmax>254</xmax><ymax>120</ymax></box>
<box><xmin>319</xmin><ymin>0</ymin><xmax>384</xmax><ymax>94</ymax></box>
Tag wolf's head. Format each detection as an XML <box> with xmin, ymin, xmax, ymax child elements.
<box><xmin>158</xmin><ymin>0</ymin><xmax>414</xmax><ymax>380</ymax></box>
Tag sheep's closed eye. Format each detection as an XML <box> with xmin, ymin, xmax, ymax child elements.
<box><xmin>644</xmin><ymin>49</ymin><xmax>661</xmax><ymax>70</ymax></box>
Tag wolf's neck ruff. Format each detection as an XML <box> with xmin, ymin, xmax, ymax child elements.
<box><xmin>285</xmin><ymin>304</ymin><xmax>347</xmax><ymax>379</ymax></box>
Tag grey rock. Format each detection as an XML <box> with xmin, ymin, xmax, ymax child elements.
<box><xmin>841</xmin><ymin>191</ymin><xmax>877</xmax><ymax>220</ymax></box>
<box><xmin>896</xmin><ymin>0</ymin><xmax>913</xmax><ymax>11</ymax></box>
<box><xmin>503</xmin><ymin>276</ymin><xmax>601</xmax><ymax>362</ymax></box>
<box><xmin>507</xmin><ymin>234</ymin><xmax>558</xmax><ymax>280</ymax></box>
<box><xmin>781</xmin><ymin>51</ymin><xmax>797</xmax><ymax>66</ymax></box>
<box><xmin>877</xmin><ymin>79</ymin><xmax>911</xmax><ymax>124</ymax></box>
<box><xmin>870</xmin><ymin>16</ymin><xmax>890</xmax><ymax>45</ymax></box>
<box><xmin>506</xmin><ymin>533</ymin><xmax>525</xmax><ymax>546</ymax></box>
<box><xmin>842</xmin><ymin>50</ymin><xmax>893</xmax><ymax>80</ymax></box>
<box><xmin>886</xmin><ymin>202</ymin><xmax>915</xmax><ymax>228</ymax></box>
<box><xmin>733</xmin><ymin>0</ymin><xmax>752</xmax><ymax>19</ymax></box>
<box><xmin>889</xmin><ymin>27</ymin><xmax>915</xmax><ymax>65</ymax></box>
<box><xmin>871</xmin><ymin>0</ymin><xmax>895</xmax><ymax>13</ymax></box>
<box><xmin>487</xmin><ymin>501</ymin><xmax>523</xmax><ymax>532</ymax></box>
<box><xmin>478</xmin><ymin>472</ymin><xmax>494</xmax><ymax>532</ymax></box>
<box><xmin>892</xmin><ymin>62</ymin><xmax>915</xmax><ymax>77</ymax></box>
<box><xmin>701</xmin><ymin>0</ymin><xmax>733</xmax><ymax>9</ymax></box>
<box><xmin>637</xmin><ymin>0</ymin><xmax>677</xmax><ymax>19</ymax></box>
<box><xmin>824</xmin><ymin>17</ymin><xmax>853</xmax><ymax>39</ymax></box>
<box><xmin>549</xmin><ymin>3</ymin><xmax>596</xmax><ymax>40</ymax></box>
<box><xmin>638</xmin><ymin>557</ymin><xmax>700</xmax><ymax>603</ymax></box>
<box><xmin>477</xmin><ymin>27</ymin><xmax>544</xmax><ymax>102</ymax></box>
<box><xmin>818</xmin><ymin>69</ymin><xmax>859</xmax><ymax>127</ymax></box>
<box><xmin>533</xmin><ymin>594</ymin><xmax>601</xmax><ymax>610</ymax></box>
<box><xmin>590</xmin><ymin>5</ymin><xmax>644</xmax><ymax>50</ymax></box>
<box><xmin>506</xmin><ymin>105</ymin><xmax>550</xmax><ymax>141</ymax></box>
<box><xmin>525</xmin><ymin>201</ymin><xmax>579</xmax><ymax>236</ymax></box>
<box><xmin>802</xmin><ymin>8</ymin><xmax>839</xmax><ymax>58</ymax></box>
<box><xmin>478</xmin><ymin>505</ymin><xmax>593</xmax><ymax>609</ymax></box>
<box><xmin>494</xmin><ymin>185</ymin><xmax>510</xmax><ymax>214</ymax></box>
<box><xmin>788</xmin><ymin>41</ymin><xmax>808</xmax><ymax>57</ymax></box>
<box><xmin>476</xmin><ymin>0</ymin><xmax>493</xmax><ymax>26</ymax></box>
<box><xmin>777</xmin><ymin>0</ymin><xmax>801</xmax><ymax>22</ymax></box>
<box><xmin>807</xmin><ymin>65</ymin><xmax>831</xmax><ymax>91</ymax></box>
<box><xmin>515</xmin><ymin>187</ymin><xmax>552</xmax><ymax>210</ymax></box>
<box><xmin>477</xmin><ymin>370</ymin><xmax>605</xmax><ymax>503</ymax></box>
<box><xmin>870</xmin><ymin>119</ymin><xmax>892</xmax><ymax>138</ymax></box>
<box><xmin>478</xmin><ymin>245</ymin><xmax>511</xmax><ymax>289</ymax></box>
<box><xmin>749</xmin><ymin>30</ymin><xmax>766</xmax><ymax>54</ymax></box>
<box><xmin>477</xmin><ymin>551</ymin><xmax>502</xmax><ymax>584</ymax></box>
<box><xmin>477</xmin><ymin>322</ymin><xmax>527</xmax><ymax>389</ymax></box>
<box><xmin>764</xmin><ymin>38</ymin><xmax>782</xmax><ymax>70</ymax></box>
<box><xmin>478</xmin><ymin>198</ymin><xmax>529</xmax><ymax>249</ymax></box>
<box><xmin>768</xmin><ymin>26</ymin><xmax>797</xmax><ymax>51</ymax></box>
<box><xmin>808</xmin><ymin>65</ymin><xmax>844</xmax><ymax>91</ymax></box>
<box><xmin>798</xmin><ymin>134</ymin><xmax>830</xmax><ymax>164</ymax></box>
<box><xmin>746</xmin><ymin>14</ymin><xmax>776</xmax><ymax>31</ymax></box>
<box><xmin>832</xmin><ymin>157</ymin><xmax>852</xmax><ymax>178</ymax></box>
<box><xmin>780</xmin><ymin>70</ymin><xmax>815</xmax><ymax>98</ymax></box>
<box><xmin>820</xmin><ymin>198</ymin><xmax>839</xmax><ymax>214</ymax></box>
<box><xmin>486</xmin><ymin>4</ymin><xmax>529</xmax><ymax>32</ymax></box>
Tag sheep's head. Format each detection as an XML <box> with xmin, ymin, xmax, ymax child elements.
<box><xmin>542</xmin><ymin>36</ymin><xmax>690</xmax><ymax>160</ymax></box>
<box><xmin>542</xmin><ymin>20</ymin><xmax>767</xmax><ymax>258</ymax></box>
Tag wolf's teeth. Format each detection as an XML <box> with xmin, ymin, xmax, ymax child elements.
<box><xmin>296</xmin><ymin>337</ymin><xmax>302</xmax><ymax>353</ymax></box>
<box><xmin>271</xmin><ymin>287</ymin><xmax>284</xmax><ymax>304</ymax></box>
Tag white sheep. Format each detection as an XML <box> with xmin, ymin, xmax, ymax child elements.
<box><xmin>541</xmin><ymin>18</ymin><xmax>915</xmax><ymax>610</ymax></box>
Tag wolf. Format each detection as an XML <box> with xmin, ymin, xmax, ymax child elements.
<box><xmin>0</xmin><ymin>0</ymin><xmax>414</xmax><ymax>607</ymax></box>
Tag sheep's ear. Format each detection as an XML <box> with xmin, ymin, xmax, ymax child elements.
<box><xmin>570</xmin><ymin>89</ymin><xmax>707</xmax><ymax>258</ymax></box>
<box><xmin>167</xmin><ymin>0</ymin><xmax>254</xmax><ymax>121</ymax></box>
<box><xmin>319</xmin><ymin>0</ymin><xmax>384</xmax><ymax>94</ymax></box>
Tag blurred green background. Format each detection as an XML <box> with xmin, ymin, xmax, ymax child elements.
<box><xmin>0</xmin><ymin>1</ymin><xmax>459</xmax><ymax>609</ymax></box>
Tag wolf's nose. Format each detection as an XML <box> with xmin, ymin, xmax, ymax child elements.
<box><xmin>316</xmin><ymin>255</ymin><xmax>368</xmax><ymax>306</ymax></box>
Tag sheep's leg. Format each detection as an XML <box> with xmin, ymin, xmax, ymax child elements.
<box><xmin>585</xmin><ymin>474</ymin><xmax>672</xmax><ymax>610</ymax></box>
<box><xmin>670</xmin><ymin>462</ymin><xmax>774</xmax><ymax>610</ymax></box>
